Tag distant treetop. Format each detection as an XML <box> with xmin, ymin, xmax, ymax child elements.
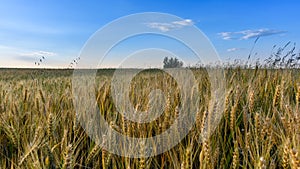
<box><xmin>163</xmin><ymin>57</ymin><xmax>183</xmax><ymax>68</ymax></box>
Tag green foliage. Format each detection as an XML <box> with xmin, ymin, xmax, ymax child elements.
<box><xmin>163</xmin><ymin>57</ymin><xmax>183</xmax><ymax>68</ymax></box>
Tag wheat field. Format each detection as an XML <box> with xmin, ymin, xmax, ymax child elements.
<box><xmin>0</xmin><ymin>68</ymin><xmax>299</xmax><ymax>169</ymax></box>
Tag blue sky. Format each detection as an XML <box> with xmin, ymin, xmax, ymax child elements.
<box><xmin>0</xmin><ymin>0</ymin><xmax>299</xmax><ymax>68</ymax></box>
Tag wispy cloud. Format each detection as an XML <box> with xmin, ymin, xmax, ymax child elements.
<box><xmin>14</xmin><ymin>51</ymin><xmax>57</xmax><ymax>64</ymax></box>
<box><xmin>145</xmin><ymin>19</ymin><xmax>194</xmax><ymax>32</ymax></box>
<box><xmin>19</xmin><ymin>51</ymin><xmax>57</xmax><ymax>57</ymax></box>
<box><xmin>15</xmin><ymin>50</ymin><xmax>57</xmax><ymax>63</ymax></box>
<box><xmin>227</xmin><ymin>48</ymin><xmax>243</xmax><ymax>52</ymax></box>
<box><xmin>219</xmin><ymin>29</ymin><xmax>287</xmax><ymax>40</ymax></box>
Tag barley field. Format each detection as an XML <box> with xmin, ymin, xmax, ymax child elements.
<box><xmin>0</xmin><ymin>67</ymin><xmax>299</xmax><ymax>169</ymax></box>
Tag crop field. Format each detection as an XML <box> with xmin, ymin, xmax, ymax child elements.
<box><xmin>0</xmin><ymin>68</ymin><xmax>300</xmax><ymax>169</ymax></box>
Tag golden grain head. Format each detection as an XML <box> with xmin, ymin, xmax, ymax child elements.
<box><xmin>0</xmin><ymin>68</ymin><xmax>300</xmax><ymax>168</ymax></box>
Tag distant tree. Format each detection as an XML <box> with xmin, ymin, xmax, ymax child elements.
<box><xmin>163</xmin><ymin>57</ymin><xmax>183</xmax><ymax>68</ymax></box>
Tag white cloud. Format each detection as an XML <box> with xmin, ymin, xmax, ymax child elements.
<box><xmin>219</xmin><ymin>32</ymin><xmax>233</xmax><ymax>40</ymax></box>
<box><xmin>172</xmin><ymin>19</ymin><xmax>194</xmax><ymax>26</ymax></box>
<box><xmin>227</xmin><ymin>48</ymin><xmax>241</xmax><ymax>52</ymax></box>
<box><xmin>219</xmin><ymin>29</ymin><xmax>286</xmax><ymax>40</ymax></box>
<box><xmin>146</xmin><ymin>23</ymin><xmax>174</xmax><ymax>32</ymax></box>
<box><xmin>15</xmin><ymin>50</ymin><xmax>57</xmax><ymax>63</ymax></box>
<box><xmin>146</xmin><ymin>19</ymin><xmax>194</xmax><ymax>32</ymax></box>
<box><xmin>19</xmin><ymin>50</ymin><xmax>57</xmax><ymax>57</ymax></box>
